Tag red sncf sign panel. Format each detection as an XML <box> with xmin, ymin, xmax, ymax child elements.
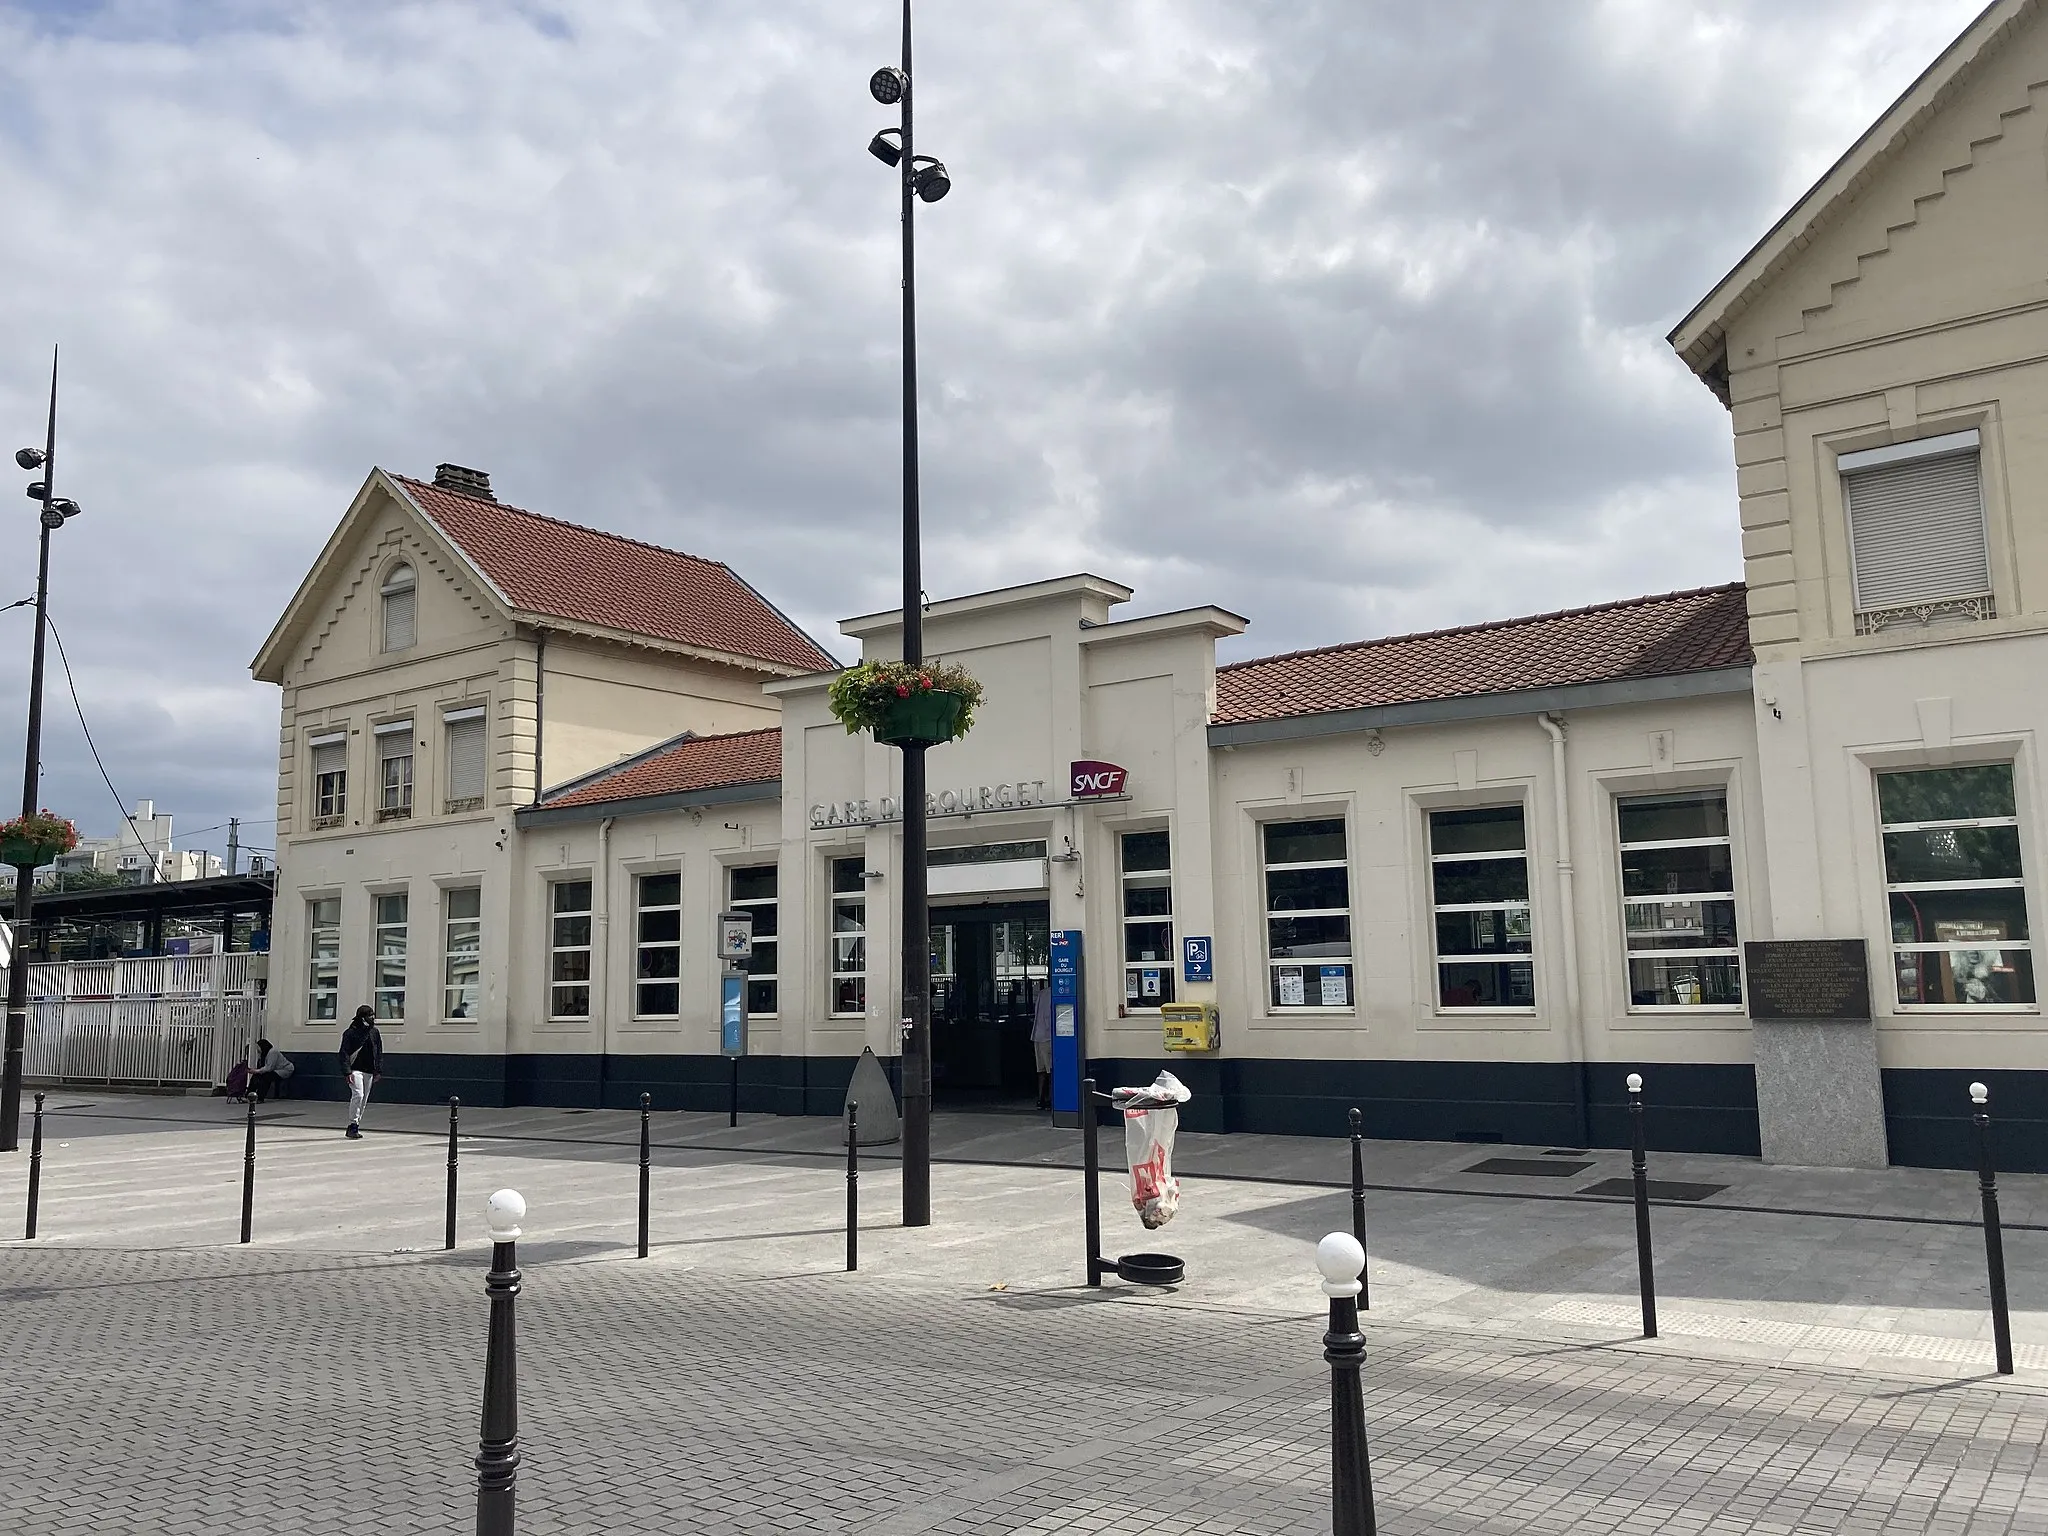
<box><xmin>1070</xmin><ymin>760</ymin><xmax>1128</xmax><ymax>798</ymax></box>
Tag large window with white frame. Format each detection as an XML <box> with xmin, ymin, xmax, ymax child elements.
<box><xmin>548</xmin><ymin>880</ymin><xmax>592</xmax><ymax>1019</ymax></box>
<box><xmin>443</xmin><ymin>887</ymin><xmax>481</xmax><ymax>1020</ymax></box>
<box><xmin>1617</xmin><ymin>792</ymin><xmax>1741</xmax><ymax>1008</ymax></box>
<box><xmin>376</xmin><ymin>721</ymin><xmax>414</xmax><ymax>821</ymax></box>
<box><xmin>373</xmin><ymin>891</ymin><xmax>409</xmax><ymax>1020</ymax></box>
<box><xmin>1430</xmin><ymin>806</ymin><xmax>1534</xmax><ymax>1010</ymax></box>
<box><xmin>1842</xmin><ymin>431</ymin><xmax>1994</xmax><ymax>634</ymax></box>
<box><xmin>1120</xmin><ymin>830</ymin><xmax>1175</xmax><ymax>1009</ymax></box>
<box><xmin>729</xmin><ymin>864</ymin><xmax>778</xmax><ymax>1015</ymax></box>
<box><xmin>310</xmin><ymin>732</ymin><xmax>347</xmax><ymax>829</ymax></box>
<box><xmin>830</xmin><ymin>856</ymin><xmax>867</xmax><ymax>1016</ymax></box>
<box><xmin>634</xmin><ymin>871</ymin><xmax>682</xmax><ymax>1017</ymax></box>
<box><xmin>306</xmin><ymin>897</ymin><xmax>340</xmax><ymax>1021</ymax></box>
<box><xmin>1880</xmin><ymin>764</ymin><xmax>2035</xmax><ymax>1007</ymax></box>
<box><xmin>1263</xmin><ymin>818</ymin><xmax>1353</xmax><ymax>1010</ymax></box>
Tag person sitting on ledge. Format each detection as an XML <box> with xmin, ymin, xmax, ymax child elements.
<box><xmin>248</xmin><ymin>1038</ymin><xmax>295</xmax><ymax>1104</ymax></box>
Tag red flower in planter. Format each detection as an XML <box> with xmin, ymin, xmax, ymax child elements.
<box><xmin>895</xmin><ymin>685</ymin><xmax>910</xmax><ymax>697</ymax></box>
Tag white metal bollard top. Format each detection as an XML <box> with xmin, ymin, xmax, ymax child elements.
<box><xmin>486</xmin><ymin>1189</ymin><xmax>526</xmax><ymax>1242</ymax></box>
<box><xmin>1626</xmin><ymin>1072</ymin><xmax>1643</xmax><ymax>1094</ymax></box>
<box><xmin>1317</xmin><ymin>1232</ymin><xmax>1365</xmax><ymax>1299</ymax></box>
<box><xmin>1970</xmin><ymin>1081</ymin><xmax>1989</xmax><ymax>1106</ymax></box>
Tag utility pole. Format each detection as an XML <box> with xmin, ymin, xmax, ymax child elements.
<box><xmin>227</xmin><ymin>818</ymin><xmax>239</xmax><ymax>877</ymax></box>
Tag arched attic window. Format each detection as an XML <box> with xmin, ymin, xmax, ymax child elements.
<box><xmin>381</xmin><ymin>562</ymin><xmax>417</xmax><ymax>652</ymax></box>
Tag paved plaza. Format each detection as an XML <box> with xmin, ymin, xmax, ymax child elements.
<box><xmin>4</xmin><ymin>1095</ymin><xmax>2048</xmax><ymax>1533</ymax></box>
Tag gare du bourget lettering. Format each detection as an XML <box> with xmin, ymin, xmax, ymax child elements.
<box><xmin>807</xmin><ymin>761</ymin><xmax>1129</xmax><ymax>830</ymax></box>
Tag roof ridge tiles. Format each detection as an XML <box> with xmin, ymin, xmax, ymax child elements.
<box><xmin>1218</xmin><ymin>582</ymin><xmax>1748</xmax><ymax>673</ymax></box>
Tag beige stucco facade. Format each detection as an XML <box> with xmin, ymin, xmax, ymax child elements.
<box><xmin>247</xmin><ymin>3</ymin><xmax>2048</xmax><ymax>1168</ymax></box>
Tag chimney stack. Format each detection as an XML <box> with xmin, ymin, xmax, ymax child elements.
<box><xmin>432</xmin><ymin>463</ymin><xmax>495</xmax><ymax>501</ymax></box>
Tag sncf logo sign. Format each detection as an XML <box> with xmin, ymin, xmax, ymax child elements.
<box><xmin>1070</xmin><ymin>759</ymin><xmax>1129</xmax><ymax>798</ymax></box>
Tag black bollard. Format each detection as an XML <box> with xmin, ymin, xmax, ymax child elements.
<box><xmin>846</xmin><ymin>1100</ymin><xmax>859</xmax><ymax>1273</ymax></box>
<box><xmin>1348</xmin><ymin>1106</ymin><xmax>1369</xmax><ymax>1311</ymax></box>
<box><xmin>1318</xmin><ymin>1232</ymin><xmax>1378</xmax><ymax>1536</ymax></box>
<box><xmin>25</xmin><ymin>1090</ymin><xmax>44</xmax><ymax>1239</ymax></box>
<box><xmin>445</xmin><ymin>1097</ymin><xmax>461</xmax><ymax>1252</ymax></box>
<box><xmin>475</xmin><ymin>1190</ymin><xmax>525</xmax><ymax>1536</ymax></box>
<box><xmin>1082</xmin><ymin>1076</ymin><xmax>1103</xmax><ymax>1287</ymax></box>
<box><xmin>1970</xmin><ymin>1082</ymin><xmax>2014</xmax><ymax>1375</ymax></box>
<box><xmin>638</xmin><ymin>1093</ymin><xmax>651</xmax><ymax>1260</ymax></box>
<box><xmin>240</xmin><ymin>1093</ymin><xmax>257</xmax><ymax>1245</ymax></box>
<box><xmin>1627</xmin><ymin>1071</ymin><xmax>1657</xmax><ymax>1339</ymax></box>
<box><xmin>729</xmin><ymin>1057</ymin><xmax>740</xmax><ymax>1129</ymax></box>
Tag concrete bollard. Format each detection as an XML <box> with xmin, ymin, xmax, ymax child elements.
<box><xmin>1317</xmin><ymin>1232</ymin><xmax>1377</xmax><ymax>1536</ymax></box>
<box><xmin>475</xmin><ymin>1189</ymin><xmax>525</xmax><ymax>1536</ymax></box>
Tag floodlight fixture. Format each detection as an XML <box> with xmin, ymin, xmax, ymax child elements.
<box><xmin>911</xmin><ymin>158</ymin><xmax>951</xmax><ymax>203</ymax></box>
<box><xmin>868</xmin><ymin>129</ymin><xmax>903</xmax><ymax>167</ymax></box>
<box><xmin>870</xmin><ymin>66</ymin><xmax>908</xmax><ymax>105</ymax></box>
<box><xmin>24</xmin><ymin>481</ymin><xmax>45</xmax><ymax>500</ymax></box>
<box><xmin>14</xmin><ymin>447</ymin><xmax>43</xmax><ymax>470</ymax></box>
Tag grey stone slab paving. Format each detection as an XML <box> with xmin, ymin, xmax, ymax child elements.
<box><xmin>6</xmin><ymin>1099</ymin><xmax>2048</xmax><ymax>1532</ymax></box>
<box><xmin>4</xmin><ymin>1241</ymin><xmax>2047</xmax><ymax>1535</ymax></box>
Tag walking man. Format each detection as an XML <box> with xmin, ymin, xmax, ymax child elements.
<box><xmin>339</xmin><ymin>1003</ymin><xmax>384</xmax><ymax>1140</ymax></box>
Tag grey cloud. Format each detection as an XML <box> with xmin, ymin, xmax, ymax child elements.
<box><xmin>0</xmin><ymin>0</ymin><xmax>1987</xmax><ymax>840</ymax></box>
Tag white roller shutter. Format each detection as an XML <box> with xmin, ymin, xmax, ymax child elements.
<box><xmin>447</xmin><ymin>715</ymin><xmax>487</xmax><ymax>801</ymax></box>
<box><xmin>1845</xmin><ymin>449</ymin><xmax>1990</xmax><ymax>613</ymax></box>
<box><xmin>381</xmin><ymin>575</ymin><xmax>416</xmax><ymax>651</ymax></box>
<box><xmin>311</xmin><ymin>738</ymin><xmax>346</xmax><ymax>779</ymax></box>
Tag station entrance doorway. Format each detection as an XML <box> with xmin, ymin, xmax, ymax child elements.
<box><xmin>928</xmin><ymin>902</ymin><xmax>1049</xmax><ymax>1107</ymax></box>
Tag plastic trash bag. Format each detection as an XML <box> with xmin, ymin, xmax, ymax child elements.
<box><xmin>1114</xmin><ymin>1070</ymin><xmax>1192</xmax><ymax>1229</ymax></box>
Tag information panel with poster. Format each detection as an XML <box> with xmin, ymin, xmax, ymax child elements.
<box><xmin>1050</xmin><ymin>929</ymin><xmax>1085</xmax><ymax>1127</ymax></box>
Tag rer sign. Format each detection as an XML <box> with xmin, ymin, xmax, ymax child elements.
<box><xmin>1069</xmin><ymin>759</ymin><xmax>1128</xmax><ymax>799</ymax></box>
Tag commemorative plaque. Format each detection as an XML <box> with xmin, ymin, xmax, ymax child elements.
<box><xmin>1743</xmin><ymin>939</ymin><xmax>1871</xmax><ymax>1021</ymax></box>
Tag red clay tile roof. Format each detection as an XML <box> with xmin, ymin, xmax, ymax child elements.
<box><xmin>395</xmin><ymin>476</ymin><xmax>835</xmax><ymax>673</ymax></box>
<box><xmin>544</xmin><ymin>727</ymin><xmax>784</xmax><ymax>810</ymax></box>
<box><xmin>1214</xmin><ymin>584</ymin><xmax>1752</xmax><ymax>726</ymax></box>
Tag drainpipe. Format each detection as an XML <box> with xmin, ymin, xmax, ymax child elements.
<box><xmin>531</xmin><ymin>628</ymin><xmax>549</xmax><ymax>803</ymax></box>
<box><xmin>1538</xmin><ymin>713</ymin><xmax>1590</xmax><ymax>1148</ymax></box>
<box><xmin>594</xmin><ymin>815</ymin><xmax>614</xmax><ymax>1103</ymax></box>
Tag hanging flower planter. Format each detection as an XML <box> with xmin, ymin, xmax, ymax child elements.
<box><xmin>0</xmin><ymin>809</ymin><xmax>78</xmax><ymax>870</ymax></box>
<box><xmin>828</xmin><ymin>659</ymin><xmax>984</xmax><ymax>747</ymax></box>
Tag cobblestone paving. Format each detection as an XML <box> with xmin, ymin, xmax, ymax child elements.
<box><xmin>5</xmin><ymin>1241</ymin><xmax>2047</xmax><ymax>1534</ymax></box>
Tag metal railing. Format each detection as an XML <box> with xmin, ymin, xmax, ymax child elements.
<box><xmin>14</xmin><ymin>952</ymin><xmax>262</xmax><ymax>1088</ymax></box>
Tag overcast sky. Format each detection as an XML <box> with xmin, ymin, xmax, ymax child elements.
<box><xmin>0</xmin><ymin>0</ymin><xmax>1989</xmax><ymax>848</ymax></box>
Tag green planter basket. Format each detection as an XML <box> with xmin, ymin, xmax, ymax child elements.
<box><xmin>875</xmin><ymin>689</ymin><xmax>965</xmax><ymax>746</ymax></box>
<box><xmin>0</xmin><ymin>836</ymin><xmax>66</xmax><ymax>870</ymax></box>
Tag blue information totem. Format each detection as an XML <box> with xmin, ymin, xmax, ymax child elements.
<box><xmin>1050</xmin><ymin>929</ymin><xmax>1085</xmax><ymax>1127</ymax></box>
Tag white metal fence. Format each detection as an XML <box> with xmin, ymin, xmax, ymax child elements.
<box><xmin>11</xmin><ymin>953</ymin><xmax>264</xmax><ymax>1088</ymax></box>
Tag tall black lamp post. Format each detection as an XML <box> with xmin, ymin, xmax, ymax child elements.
<box><xmin>2</xmin><ymin>351</ymin><xmax>80</xmax><ymax>1154</ymax></box>
<box><xmin>868</xmin><ymin>1</ymin><xmax>951</xmax><ymax>1228</ymax></box>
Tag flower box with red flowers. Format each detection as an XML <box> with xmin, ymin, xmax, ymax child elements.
<box><xmin>0</xmin><ymin>809</ymin><xmax>79</xmax><ymax>870</ymax></box>
<box><xmin>827</xmin><ymin>660</ymin><xmax>984</xmax><ymax>746</ymax></box>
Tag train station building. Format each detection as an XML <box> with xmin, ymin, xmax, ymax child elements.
<box><xmin>251</xmin><ymin>0</ymin><xmax>2048</xmax><ymax>1169</ymax></box>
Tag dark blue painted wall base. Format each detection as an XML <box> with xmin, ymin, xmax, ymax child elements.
<box><xmin>293</xmin><ymin>1051</ymin><xmax>858</xmax><ymax>1119</ymax></box>
<box><xmin>1883</xmin><ymin>1068</ymin><xmax>2048</xmax><ymax>1174</ymax></box>
<box><xmin>286</xmin><ymin>1051</ymin><xmax>2044</xmax><ymax>1170</ymax></box>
